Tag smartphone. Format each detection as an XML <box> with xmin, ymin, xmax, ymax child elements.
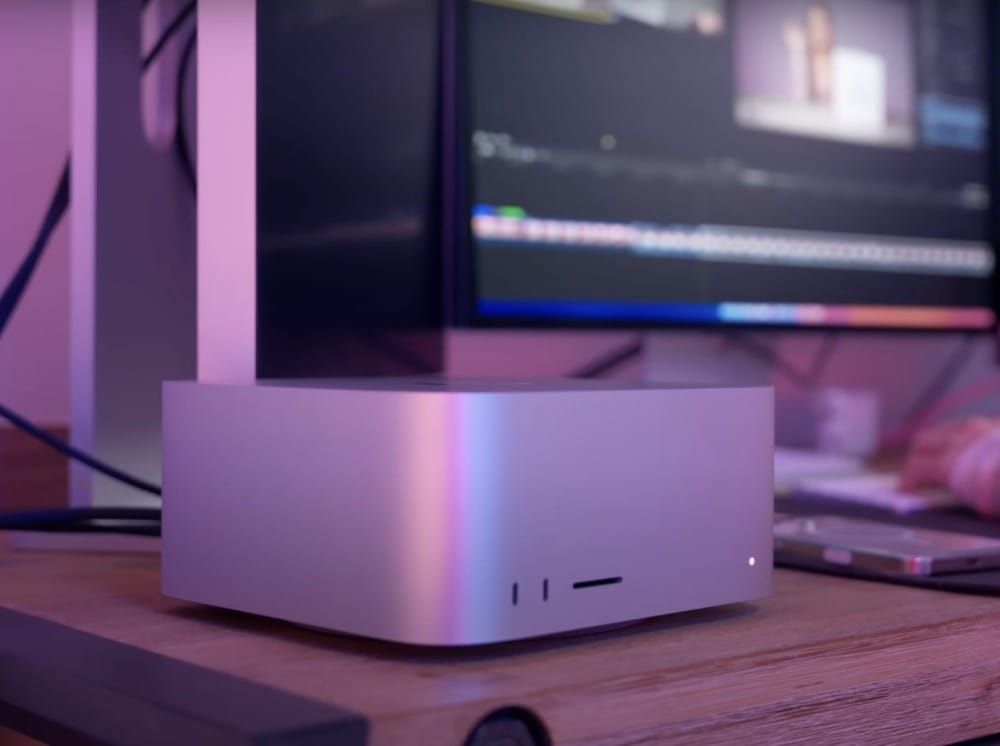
<box><xmin>773</xmin><ymin>514</ymin><xmax>1000</xmax><ymax>577</ymax></box>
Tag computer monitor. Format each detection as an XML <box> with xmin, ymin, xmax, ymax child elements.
<box><xmin>460</xmin><ymin>0</ymin><xmax>996</xmax><ymax>332</ymax></box>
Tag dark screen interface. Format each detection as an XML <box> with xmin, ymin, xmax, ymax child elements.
<box><xmin>467</xmin><ymin>0</ymin><xmax>994</xmax><ymax>328</ymax></box>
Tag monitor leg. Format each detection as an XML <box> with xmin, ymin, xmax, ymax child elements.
<box><xmin>70</xmin><ymin>0</ymin><xmax>196</xmax><ymax>508</ymax></box>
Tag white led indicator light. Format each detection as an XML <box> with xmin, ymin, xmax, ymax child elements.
<box><xmin>748</xmin><ymin>556</ymin><xmax>756</xmax><ymax>567</ymax></box>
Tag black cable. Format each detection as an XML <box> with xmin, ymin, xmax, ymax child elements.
<box><xmin>0</xmin><ymin>401</ymin><xmax>162</xmax><ymax>497</ymax></box>
<box><xmin>569</xmin><ymin>332</ymin><xmax>838</xmax><ymax>384</ymax></box>
<box><xmin>727</xmin><ymin>332</ymin><xmax>838</xmax><ymax>389</ymax></box>
<box><xmin>0</xmin><ymin>166</ymin><xmax>163</xmax><ymax>499</ymax></box>
<box><xmin>1</xmin><ymin>522</ymin><xmax>160</xmax><ymax>536</ymax></box>
<box><xmin>0</xmin><ymin>165</ymin><xmax>164</xmax><ymax>499</ymax></box>
<box><xmin>898</xmin><ymin>332</ymin><xmax>979</xmax><ymax>428</ymax></box>
<box><xmin>0</xmin><ymin>7</ymin><xmax>182</xmax><ymax>519</ymax></box>
<box><xmin>176</xmin><ymin>30</ymin><xmax>197</xmax><ymax>194</ymax></box>
<box><xmin>802</xmin><ymin>333</ymin><xmax>838</xmax><ymax>385</ymax></box>
<box><xmin>0</xmin><ymin>160</ymin><xmax>69</xmax><ymax>338</ymax></box>
<box><xmin>569</xmin><ymin>335</ymin><xmax>645</xmax><ymax>379</ymax></box>
<box><xmin>141</xmin><ymin>0</ymin><xmax>196</xmax><ymax>71</ymax></box>
<box><xmin>0</xmin><ymin>508</ymin><xmax>161</xmax><ymax>537</ymax></box>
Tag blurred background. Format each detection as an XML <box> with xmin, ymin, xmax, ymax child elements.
<box><xmin>3</xmin><ymin>0</ymin><xmax>1000</xmax><ymax>511</ymax></box>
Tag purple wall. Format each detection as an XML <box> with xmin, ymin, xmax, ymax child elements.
<box><xmin>0</xmin><ymin>1</ymin><xmax>71</xmax><ymax>425</ymax></box>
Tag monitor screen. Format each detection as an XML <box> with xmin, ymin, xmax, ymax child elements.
<box><xmin>463</xmin><ymin>0</ymin><xmax>996</xmax><ymax>330</ymax></box>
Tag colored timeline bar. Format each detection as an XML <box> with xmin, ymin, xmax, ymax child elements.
<box><xmin>478</xmin><ymin>299</ymin><xmax>995</xmax><ymax>330</ymax></box>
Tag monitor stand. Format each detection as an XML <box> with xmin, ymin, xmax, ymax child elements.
<box><xmin>7</xmin><ymin>1</ymin><xmax>196</xmax><ymax>555</ymax></box>
<box><xmin>69</xmin><ymin>0</ymin><xmax>196</xmax><ymax>510</ymax></box>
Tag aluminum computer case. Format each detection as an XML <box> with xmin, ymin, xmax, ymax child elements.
<box><xmin>162</xmin><ymin>378</ymin><xmax>773</xmax><ymax>646</ymax></box>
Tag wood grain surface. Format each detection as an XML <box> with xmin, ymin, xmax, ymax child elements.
<box><xmin>3</xmin><ymin>435</ymin><xmax>1000</xmax><ymax>745</ymax></box>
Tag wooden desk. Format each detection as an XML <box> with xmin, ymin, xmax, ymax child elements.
<box><xmin>6</xmin><ymin>545</ymin><xmax>1000</xmax><ymax>745</ymax></box>
<box><xmin>4</xmin><ymin>433</ymin><xmax>1000</xmax><ymax>744</ymax></box>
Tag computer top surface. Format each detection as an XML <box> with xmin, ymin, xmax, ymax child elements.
<box><xmin>245</xmin><ymin>377</ymin><xmax>771</xmax><ymax>393</ymax></box>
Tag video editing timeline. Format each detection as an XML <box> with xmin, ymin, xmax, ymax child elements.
<box><xmin>467</xmin><ymin>0</ymin><xmax>996</xmax><ymax>329</ymax></box>
<box><xmin>472</xmin><ymin>206</ymin><xmax>993</xmax><ymax>277</ymax></box>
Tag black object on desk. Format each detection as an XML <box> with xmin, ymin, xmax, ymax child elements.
<box><xmin>0</xmin><ymin>608</ymin><xmax>367</xmax><ymax>746</ymax></box>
